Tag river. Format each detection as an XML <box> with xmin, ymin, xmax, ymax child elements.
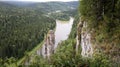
<box><xmin>54</xmin><ymin>17</ymin><xmax>74</xmax><ymax>49</ymax></box>
<box><xmin>38</xmin><ymin>17</ymin><xmax>74</xmax><ymax>57</ymax></box>
<box><xmin>24</xmin><ymin>17</ymin><xmax>74</xmax><ymax>65</ymax></box>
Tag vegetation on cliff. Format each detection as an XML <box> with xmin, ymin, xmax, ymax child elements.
<box><xmin>23</xmin><ymin>15</ymin><xmax>80</xmax><ymax>67</ymax></box>
<box><xmin>80</xmin><ymin>0</ymin><xmax>120</xmax><ymax>66</ymax></box>
<box><xmin>27</xmin><ymin>0</ymin><xmax>120</xmax><ymax>66</ymax></box>
<box><xmin>26</xmin><ymin>15</ymin><xmax>110</xmax><ymax>67</ymax></box>
<box><xmin>0</xmin><ymin>0</ymin><xmax>119</xmax><ymax>67</ymax></box>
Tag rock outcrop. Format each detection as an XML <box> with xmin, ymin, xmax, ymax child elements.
<box><xmin>36</xmin><ymin>30</ymin><xmax>55</xmax><ymax>59</ymax></box>
<box><xmin>76</xmin><ymin>18</ymin><xmax>93</xmax><ymax>57</ymax></box>
<box><xmin>44</xmin><ymin>30</ymin><xmax>55</xmax><ymax>59</ymax></box>
<box><xmin>37</xmin><ymin>30</ymin><xmax>55</xmax><ymax>58</ymax></box>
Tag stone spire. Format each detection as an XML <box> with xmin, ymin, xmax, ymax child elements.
<box><xmin>44</xmin><ymin>30</ymin><xmax>55</xmax><ymax>59</ymax></box>
<box><xmin>77</xmin><ymin>18</ymin><xmax>93</xmax><ymax>57</ymax></box>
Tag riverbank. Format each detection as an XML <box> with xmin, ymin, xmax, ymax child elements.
<box><xmin>17</xmin><ymin>17</ymin><xmax>74</xmax><ymax>66</ymax></box>
<box><xmin>54</xmin><ymin>17</ymin><xmax>74</xmax><ymax>49</ymax></box>
<box><xmin>22</xmin><ymin>15</ymin><xmax>79</xmax><ymax>66</ymax></box>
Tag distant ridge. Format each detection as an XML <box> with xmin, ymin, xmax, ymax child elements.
<box><xmin>0</xmin><ymin>1</ymin><xmax>79</xmax><ymax>7</ymax></box>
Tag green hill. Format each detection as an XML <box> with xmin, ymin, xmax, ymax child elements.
<box><xmin>0</xmin><ymin>1</ymin><xmax>78</xmax><ymax>64</ymax></box>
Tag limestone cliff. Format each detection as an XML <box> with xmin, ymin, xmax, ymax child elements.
<box><xmin>37</xmin><ymin>30</ymin><xmax>55</xmax><ymax>59</ymax></box>
<box><xmin>76</xmin><ymin>18</ymin><xmax>93</xmax><ymax>57</ymax></box>
<box><xmin>44</xmin><ymin>30</ymin><xmax>55</xmax><ymax>59</ymax></box>
<box><xmin>77</xmin><ymin>17</ymin><xmax>120</xmax><ymax>66</ymax></box>
<box><xmin>24</xmin><ymin>30</ymin><xmax>55</xmax><ymax>65</ymax></box>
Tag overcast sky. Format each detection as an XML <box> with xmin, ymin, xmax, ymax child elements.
<box><xmin>1</xmin><ymin>0</ymin><xmax>78</xmax><ymax>2</ymax></box>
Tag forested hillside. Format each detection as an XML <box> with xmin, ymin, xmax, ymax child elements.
<box><xmin>0</xmin><ymin>0</ymin><xmax>119</xmax><ymax>67</ymax></box>
<box><xmin>0</xmin><ymin>1</ymin><xmax>78</xmax><ymax>60</ymax></box>
<box><xmin>49</xmin><ymin>9</ymin><xmax>78</xmax><ymax>21</ymax></box>
<box><xmin>0</xmin><ymin>3</ymin><xmax>56</xmax><ymax>59</ymax></box>
<box><xmin>24</xmin><ymin>0</ymin><xmax>120</xmax><ymax>67</ymax></box>
<box><xmin>2</xmin><ymin>1</ymin><xmax>79</xmax><ymax>13</ymax></box>
<box><xmin>19</xmin><ymin>14</ymin><xmax>80</xmax><ymax>67</ymax></box>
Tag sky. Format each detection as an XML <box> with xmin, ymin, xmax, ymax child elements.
<box><xmin>1</xmin><ymin>0</ymin><xmax>78</xmax><ymax>2</ymax></box>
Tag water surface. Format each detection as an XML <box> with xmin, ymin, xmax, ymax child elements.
<box><xmin>37</xmin><ymin>17</ymin><xmax>74</xmax><ymax>57</ymax></box>
<box><xmin>25</xmin><ymin>17</ymin><xmax>74</xmax><ymax>65</ymax></box>
<box><xmin>54</xmin><ymin>17</ymin><xmax>74</xmax><ymax>49</ymax></box>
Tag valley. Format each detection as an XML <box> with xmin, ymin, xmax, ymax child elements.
<box><xmin>21</xmin><ymin>17</ymin><xmax>74</xmax><ymax>66</ymax></box>
<box><xmin>0</xmin><ymin>0</ymin><xmax>120</xmax><ymax>67</ymax></box>
<box><xmin>0</xmin><ymin>1</ymin><xmax>79</xmax><ymax>66</ymax></box>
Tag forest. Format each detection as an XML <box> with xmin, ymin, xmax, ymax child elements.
<box><xmin>0</xmin><ymin>1</ymin><xmax>77</xmax><ymax>57</ymax></box>
<box><xmin>0</xmin><ymin>0</ymin><xmax>120</xmax><ymax>67</ymax></box>
<box><xmin>49</xmin><ymin>9</ymin><xmax>78</xmax><ymax>21</ymax></box>
<box><xmin>0</xmin><ymin>1</ymin><xmax>78</xmax><ymax>66</ymax></box>
<box><xmin>23</xmin><ymin>0</ymin><xmax>120</xmax><ymax>67</ymax></box>
<box><xmin>0</xmin><ymin>2</ymin><xmax>56</xmax><ymax>59</ymax></box>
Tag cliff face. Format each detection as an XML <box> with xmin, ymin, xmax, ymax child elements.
<box><xmin>77</xmin><ymin>18</ymin><xmax>120</xmax><ymax>66</ymax></box>
<box><xmin>76</xmin><ymin>18</ymin><xmax>93</xmax><ymax>57</ymax></box>
<box><xmin>36</xmin><ymin>30</ymin><xmax>55</xmax><ymax>59</ymax></box>
<box><xmin>44</xmin><ymin>30</ymin><xmax>55</xmax><ymax>58</ymax></box>
<box><xmin>24</xmin><ymin>30</ymin><xmax>55</xmax><ymax>65</ymax></box>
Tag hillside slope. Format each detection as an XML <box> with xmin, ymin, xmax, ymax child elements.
<box><xmin>20</xmin><ymin>0</ymin><xmax>120</xmax><ymax>67</ymax></box>
<box><xmin>0</xmin><ymin>1</ymin><xmax>78</xmax><ymax>66</ymax></box>
<box><xmin>1</xmin><ymin>1</ymin><xmax>79</xmax><ymax>13</ymax></box>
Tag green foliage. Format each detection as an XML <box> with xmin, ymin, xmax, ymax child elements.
<box><xmin>21</xmin><ymin>0</ymin><xmax>120</xmax><ymax>66</ymax></box>
<box><xmin>0</xmin><ymin>57</ymin><xmax>18</xmax><ymax>67</ymax></box>
<box><xmin>69</xmin><ymin>15</ymin><xmax>80</xmax><ymax>39</ymax></box>
<box><xmin>49</xmin><ymin>9</ymin><xmax>78</xmax><ymax>21</ymax></box>
<box><xmin>0</xmin><ymin>1</ymin><xmax>79</xmax><ymax>60</ymax></box>
<box><xmin>0</xmin><ymin>1</ymin><xmax>79</xmax><ymax>66</ymax></box>
<box><xmin>0</xmin><ymin>2</ymin><xmax>56</xmax><ymax>60</ymax></box>
<box><xmin>80</xmin><ymin>0</ymin><xmax>120</xmax><ymax>44</ymax></box>
<box><xmin>89</xmin><ymin>53</ymin><xmax>110</xmax><ymax>67</ymax></box>
<box><xmin>80</xmin><ymin>0</ymin><xmax>120</xmax><ymax>66</ymax></box>
<box><xmin>28</xmin><ymin>39</ymin><xmax>111</xmax><ymax>67</ymax></box>
<box><xmin>21</xmin><ymin>13</ymin><xmax>80</xmax><ymax>66</ymax></box>
<box><xmin>33</xmin><ymin>1</ymin><xmax>79</xmax><ymax>13</ymax></box>
<box><xmin>27</xmin><ymin>13</ymin><xmax>111</xmax><ymax>67</ymax></box>
<box><xmin>49</xmin><ymin>12</ymin><xmax>70</xmax><ymax>21</ymax></box>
